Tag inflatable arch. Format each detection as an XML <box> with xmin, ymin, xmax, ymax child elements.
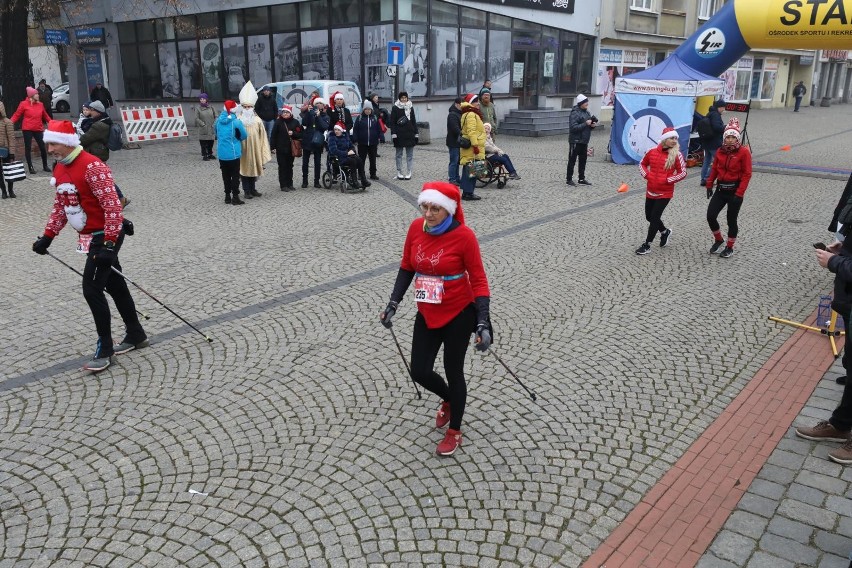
<box><xmin>610</xmin><ymin>0</ymin><xmax>852</xmax><ymax>164</ymax></box>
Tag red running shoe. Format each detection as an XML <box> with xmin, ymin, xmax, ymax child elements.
<box><xmin>436</xmin><ymin>401</ymin><xmax>451</xmax><ymax>429</ymax></box>
<box><xmin>436</xmin><ymin>429</ymin><xmax>462</xmax><ymax>456</ymax></box>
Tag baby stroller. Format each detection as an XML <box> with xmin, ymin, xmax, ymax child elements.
<box><xmin>322</xmin><ymin>153</ymin><xmax>362</xmax><ymax>193</ymax></box>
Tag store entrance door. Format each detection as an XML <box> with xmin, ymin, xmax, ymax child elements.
<box><xmin>512</xmin><ymin>50</ymin><xmax>540</xmax><ymax>109</ymax></box>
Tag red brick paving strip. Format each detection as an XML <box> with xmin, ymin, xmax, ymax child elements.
<box><xmin>582</xmin><ymin>313</ymin><xmax>838</xmax><ymax>568</ymax></box>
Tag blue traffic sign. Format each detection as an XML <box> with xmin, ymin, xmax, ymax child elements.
<box><xmin>387</xmin><ymin>41</ymin><xmax>405</xmax><ymax>66</ymax></box>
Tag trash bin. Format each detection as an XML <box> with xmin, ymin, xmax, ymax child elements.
<box><xmin>416</xmin><ymin>121</ymin><xmax>430</xmax><ymax>144</ymax></box>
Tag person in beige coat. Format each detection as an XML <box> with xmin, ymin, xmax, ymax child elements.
<box><xmin>193</xmin><ymin>93</ymin><xmax>217</xmax><ymax>161</ymax></box>
<box><xmin>237</xmin><ymin>81</ymin><xmax>271</xmax><ymax>198</ymax></box>
<box><xmin>0</xmin><ymin>102</ymin><xmax>17</xmax><ymax>199</ymax></box>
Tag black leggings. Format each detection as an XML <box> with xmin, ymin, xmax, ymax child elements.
<box><xmin>23</xmin><ymin>130</ymin><xmax>48</xmax><ymax>169</ymax></box>
<box><xmin>219</xmin><ymin>158</ymin><xmax>241</xmax><ymax>195</ymax></box>
<box><xmin>302</xmin><ymin>147</ymin><xmax>322</xmax><ymax>183</ymax></box>
<box><xmin>567</xmin><ymin>142</ymin><xmax>587</xmax><ymax>181</ymax></box>
<box><xmin>707</xmin><ymin>190</ymin><xmax>743</xmax><ymax>238</ymax></box>
<box><xmin>644</xmin><ymin>197</ymin><xmax>670</xmax><ymax>243</ymax></box>
<box><xmin>410</xmin><ymin>304</ymin><xmax>476</xmax><ymax>431</ymax></box>
<box><xmin>82</xmin><ymin>233</ymin><xmax>145</xmax><ymax>356</ymax></box>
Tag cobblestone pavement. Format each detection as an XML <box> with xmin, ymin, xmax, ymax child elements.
<box><xmin>1</xmin><ymin>104</ymin><xmax>851</xmax><ymax>567</ymax></box>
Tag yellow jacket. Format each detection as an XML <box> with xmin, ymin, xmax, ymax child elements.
<box><xmin>459</xmin><ymin>104</ymin><xmax>486</xmax><ymax>166</ymax></box>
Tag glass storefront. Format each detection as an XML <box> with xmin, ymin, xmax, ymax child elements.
<box><xmin>116</xmin><ymin>1</ymin><xmax>595</xmax><ymax>102</ymax></box>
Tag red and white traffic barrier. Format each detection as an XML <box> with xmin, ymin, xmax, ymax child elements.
<box><xmin>119</xmin><ymin>105</ymin><xmax>188</xmax><ymax>142</ymax></box>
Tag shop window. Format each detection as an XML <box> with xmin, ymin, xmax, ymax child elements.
<box><xmin>178</xmin><ymin>40</ymin><xmax>202</xmax><ymax>96</ymax></box>
<box><xmin>432</xmin><ymin>1</ymin><xmax>459</xmax><ymax>26</ymax></box>
<box><xmin>760</xmin><ymin>58</ymin><xmax>779</xmax><ymax>100</ymax></box>
<box><xmin>431</xmin><ymin>27</ymin><xmax>458</xmax><ymax>96</ymax></box>
<box><xmin>271</xmin><ymin>5</ymin><xmax>298</xmax><ymax>31</ymax></box>
<box><xmin>489</xmin><ymin>13</ymin><xmax>511</xmax><ymax>30</ymax></box>
<box><xmin>245</xmin><ymin>7</ymin><xmax>269</xmax><ymax>34</ymax></box>
<box><xmin>120</xmin><ymin>44</ymin><xmax>140</xmax><ymax>96</ymax></box>
<box><xmin>331</xmin><ymin>0</ymin><xmax>361</xmax><ymax>25</ymax></box>
<box><xmin>364</xmin><ymin>0</ymin><xmax>393</xmax><ymax>22</ymax></box>
<box><xmin>248</xmin><ymin>34</ymin><xmax>273</xmax><ymax>87</ymax></box>
<box><xmin>364</xmin><ymin>24</ymin><xmax>394</xmax><ymax>98</ymax></box>
<box><xmin>272</xmin><ymin>33</ymin><xmax>300</xmax><ymax>81</ymax></box>
<box><xmin>136</xmin><ymin>21</ymin><xmax>155</xmax><ymax>42</ymax></box>
<box><xmin>460</xmin><ymin>8</ymin><xmax>486</xmax><ymax>27</ymax></box>
<box><xmin>155</xmin><ymin>18</ymin><xmax>175</xmax><ymax>41</ymax></box>
<box><xmin>196</xmin><ymin>14</ymin><xmax>218</xmax><ymax>38</ymax></box>
<box><xmin>461</xmin><ymin>28</ymin><xmax>485</xmax><ymax>94</ymax></box>
<box><xmin>559</xmin><ymin>32</ymin><xmax>578</xmax><ymax>94</ymax></box>
<box><xmin>158</xmin><ymin>42</ymin><xmax>179</xmax><ymax>97</ymax></box>
<box><xmin>117</xmin><ymin>22</ymin><xmax>135</xmax><ymax>43</ymax></box>
<box><xmin>488</xmin><ymin>29</ymin><xmax>511</xmax><ymax>94</ymax></box>
<box><xmin>399</xmin><ymin>0</ymin><xmax>428</xmax><ymax>22</ymax></box>
<box><xmin>513</xmin><ymin>19</ymin><xmax>540</xmax><ymax>31</ymax></box>
<box><xmin>398</xmin><ymin>24</ymin><xmax>427</xmax><ymax>97</ymax></box>
<box><xmin>222</xmin><ymin>36</ymin><xmax>247</xmax><ymax>98</ymax></box>
<box><xmin>301</xmin><ymin>29</ymin><xmax>330</xmax><ymax>79</ymax></box>
<box><xmin>221</xmin><ymin>10</ymin><xmax>243</xmax><ymax>35</ymax></box>
<box><xmin>137</xmin><ymin>43</ymin><xmax>160</xmax><ymax>97</ymax></box>
<box><xmin>174</xmin><ymin>15</ymin><xmax>196</xmax><ymax>40</ymax></box>
<box><xmin>331</xmin><ymin>27</ymin><xmax>361</xmax><ymax>83</ymax></box>
<box><xmin>199</xmin><ymin>38</ymin><xmax>224</xmax><ymax>99</ymax></box>
<box><xmin>300</xmin><ymin>1</ymin><xmax>329</xmax><ymax>28</ymax></box>
<box><xmin>577</xmin><ymin>35</ymin><xmax>595</xmax><ymax>94</ymax></box>
<box><xmin>541</xmin><ymin>26</ymin><xmax>559</xmax><ymax>95</ymax></box>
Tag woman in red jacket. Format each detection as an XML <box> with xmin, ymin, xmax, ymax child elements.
<box><xmin>380</xmin><ymin>181</ymin><xmax>492</xmax><ymax>457</ymax></box>
<box><xmin>636</xmin><ymin>126</ymin><xmax>687</xmax><ymax>255</ymax></box>
<box><xmin>705</xmin><ymin>117</ymin><xmax>752</xmax><ymax>258</ymax></box>
<box><xmin>10</xmin><ymin>87</ymin><xmax>51</xmax><ymax>174</ymax></box>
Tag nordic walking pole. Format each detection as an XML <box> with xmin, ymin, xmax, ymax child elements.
<box><xmin>46</xmin><ymin>251</ymin><xmax>150</xmax><ymax>320</ymax></box>
<box><xmin>487</xmin><ymin>348</ymin><xmax>536</xmax><ymax>401</ymax></box>
<box><xmin>389</xmin><ymin>324</ymin><xmax>421</xmax><ymax>399</ymax></box>
<box><xmin>110</xmin><ymin>266</ymin><xmax>213</xmax><ymax>343</ymax></box>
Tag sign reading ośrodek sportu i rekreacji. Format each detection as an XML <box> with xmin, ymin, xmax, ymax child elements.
<box><xmin>465</xmin><ymin>0</ymin><xmax>574</xmax><ymax>14</ymax></box>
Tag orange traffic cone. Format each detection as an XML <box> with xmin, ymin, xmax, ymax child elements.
<box><xmin>617</xmin><ymin>183</ymin><xmax>629</xmax><ymax>193</ymax></box>
<box><xmin>781</xmin><ymin>145</ymin><xmax>791</xmax><ymax>151</ymax></box>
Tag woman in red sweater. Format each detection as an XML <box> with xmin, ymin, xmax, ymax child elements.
<box><xmin>636</xmin><ymin>126</ymin><xmax>687</xmax><ymax>255</ymax></box>
<box><xmin>705</xmin><ymin>117</ymin><xmax>752</xmax><ymax>258</ymax></box>
<box><xmin>380</xmin><ymin>181</ymin><xmax>492</xmax><ymax>457</ymax></box>
<box><xmin>10</xmin><ymin>87</ymin><xmax>51</xmax><ymax>174</ymax></box>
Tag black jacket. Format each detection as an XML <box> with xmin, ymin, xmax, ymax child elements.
<box><xmin>446</xmin><ymin>103</ymin><xmax>462</xmax><ymax>148</ymax></box>
<box><xmin>270</xmin><ymin>116</ymin><xmax>302</xmax><ymax>155</ymax></box>
<box><xmin>390</xmin><ymin>104</ymin><xmax>418</xmax><ymax>148</ymax></box>
<box><xmin>300</xmin><ymin>107</ymin><xmax>330</xmax><ymax>150</ymax></box>
<box><xmin>829</xmin><ymin>237</ymin><xmax>852</xmax><ymax>317</ymax></box>
<box><xmin>255</xmin><ymin>93</ymin><xmax>278</xmax><ymax>121</ymax></box>
<box><xmin>90</xmin><ymin>86</ymin><xmax>113</xmax><ymax>108</ymax></box>
<box><xmin>568</xmin><ymin>105</ymin><xmax>593</xmax><ymax>144</ymax></box>
<box><xmin>701</xmin><ymin>107</ymin><xmax>725</xmax><ymax>151</ymax></box>
<box><xmin>328</xmin><ymin>105</ymin><xmax>353</xmax><ymax>132</ymax></box>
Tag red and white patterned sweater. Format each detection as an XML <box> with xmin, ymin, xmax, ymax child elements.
<box><xmin>43</xmin><ymin>151</ymin><xmax>123</xmax><ymax>242</ymax></box>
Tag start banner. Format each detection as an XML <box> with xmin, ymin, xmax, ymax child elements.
<box><xmin>120</xmin><ymin>105</ymin><xmax>188</xmax><ymax>143</ymax></box>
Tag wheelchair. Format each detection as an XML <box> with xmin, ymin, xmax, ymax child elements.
<box><xmin>473</xmin><ymin>158</ymin><xmax>509</xmax><ymax>189</ymax></box>
<box><xmin>321</xmin><ymin>154</ymin><xmax>362</xmax><ymax>193</ymax></box>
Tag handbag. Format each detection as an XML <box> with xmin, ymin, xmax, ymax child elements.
<box><xmin>2</xmin><ymin>160</ymin><xmax>26</xmax><ymax>182</ymax></box>
<box><xmin>0</xmin><ymin>147</ymin><xmax>8</xmax><ymax>159</ymax></box>
<box><xmin>468</xmin><ymin>159</ymin><xmax>489</xmax><ymax>178</ymax></box>
<box><xmin>396</xmin><ymin>114</ymin><xmax>409</xmax><ymax>127</ymax></box>
<box><xmin>290</xmin><ymin>138</ymin><xmax>303</xmax><ymax>157</ymax></box>
<box><xmin>458</xmin><ymin>135</ymin><xmax>471</xmax><ymax>149</ymax></box>
<box><xmin>311</xmin><ymin>129</ymin><xmax>325</xmax><ymax>147</ymax></box>
<box><xmin>378</xmin><ymin>117</ymin><xmax>387</xmax><ymax>134</ymax></box>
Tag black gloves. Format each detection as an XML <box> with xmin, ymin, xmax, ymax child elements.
<box><xmin>475</xmin><ymin>324</ymin><xmax>492</xmax><ymax>352</ymax></box>
<box><xmin>706</xmin><ymin>186</ymin><xmax>713</xmax><ymax>199</ymax></box>
<box><xmin>32</xmin><ymin>235</ymin><xmax>53</xmax><ymax>255</ymax></box>
<box><xmin>93</xmin><ymin>242</ymin><xmax>116</xmax><ymax>267</ymax></box>
<box><xmin>380</xmin><ymin>301</ymin><xmax>398</xmax><ymax>328</ymax></box>
<box><xmin>122</xmin><ymin>218</ymin><xmax>134</xmax><ymax>236</ymax></box>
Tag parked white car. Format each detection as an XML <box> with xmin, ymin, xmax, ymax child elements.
<box><xmin>52</xmin><ymin>83</ymin><xmax>70</xmax><ymax>113</ymax></box>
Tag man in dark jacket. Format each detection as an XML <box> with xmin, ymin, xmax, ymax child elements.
<box><xmin>699</xmin><ymin>99</ymin><xmax>725</xmax><ymax>186</ymax></box>
<box><xmin>300</xmin><ymin>97</ymin><xmax>330</xmax><ymax>188</ymax></box>
<box><xmin>793</xmin><ymin>81</ymin><xmax>807</xmax><ymax>112</ymax></box>
<box><xmin>89</xmin><ymin>82</ymin><xmax>114</xmax><ymax>109</ymax></box>
<box><xmin>254</xmin><ymin>85</ymin><xmax>278</xmax><ymax>148</ymax></box>
<box><xmin>38</xmin><ymin>80</ymin><xmax>54</xmax><ymax>118</ymax></box>
<box><xmin>796</xmin><ymin>217</ymin><xmax>852</xmax><ymax>464</ymax></box>
<box><xmin>566</xmin><ymin>94</ymin><xmax>596</xmax><ymax>187</ymax></box>
<box><xmin>446</xmin><ymin>97</ymin><xmax>463</xmax><ymax>186</ymax></box>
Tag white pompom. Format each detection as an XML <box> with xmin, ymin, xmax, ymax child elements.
<box><xmin>50</xmin><ymin>177</ymin><xmax>56</xmax><ymax>186</ymax></box>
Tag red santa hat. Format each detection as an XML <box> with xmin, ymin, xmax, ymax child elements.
<box><xmin>659</xmin><ymin>126</ymin><xmax>679</xmax><ymax>142</ymax></box>
<box><xmin>280</xmin><ymin>105</ymin><xmax>293</xmax><ymax>115</ymax></box>
<box><xmin>418</xmin><ymin>181</ymin><xmax>464</xmax><ymax>225</ymax></box>
<box><xmin>43</xmin><ymin>120</ymin><xmax>80</xmax><ymax>147</ymax></box>
<box><xmin>723</xmin><ymin>117</ymin><xmax>741</xmax><ymax>140</ymax></box>
<box><xmin>224</xmin><ymin>100</ymin><xmax>237</xmax><ymax>113</ymax></box>
<box><xmin>333</xmin><ymin>121</ymin><xmax>347</xmax><ymax>132</ymax></box>
<box><xmin>464</xmin><ymin>93</ymin><xmax>478</xmax><ymax>104</ymax></box>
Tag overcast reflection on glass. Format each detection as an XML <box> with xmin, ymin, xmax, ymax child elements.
<box><xmin>420</xmin><ymin>204</ymin><xmax>444</xmax><ymax>215</ymax></box>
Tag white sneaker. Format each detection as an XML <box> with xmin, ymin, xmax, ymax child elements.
<box><xmin>396</xmin><ymin>172</ymin><xmax>404</xmax><ymax>179</ymax></box>
<box><xmin>404</xmin><ymin>173</ymin><xmax>412</xmax><ymax>180</ymax></box>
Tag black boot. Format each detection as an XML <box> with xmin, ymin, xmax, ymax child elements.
<box><xmin>251</xmin><ymin>189</ymin><xmax>262</xmax><ymax>197</ymax></box>
<box><xmin>232</xmin><ymin>194</ymin><xmax>245</xmax><ymax>205</ymax></box>
<box><xmin>28</xmin><ymin>164</ymin><xmax>36</xmax><ymax>175</ymax></box>
<box><xmin>8</xmin><ymin>188</ymin><xmax>15</xmax><ymax>198</ymax></box>
<box><xmin>1</xmin><ymin>187</ymin><xmax>7</xmax><ymax>199</ymax></box>
<box><xmin>225</xmin><ymin>193</ymin><xmax>232</xmax><ymax>204</ymax></box>
<box><xmin>302</xmin><ymin>177</ymin><xmax>309</xmax><ymax>188</ymax></box>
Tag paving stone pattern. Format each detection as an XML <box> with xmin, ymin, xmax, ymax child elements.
<box><xmin>1</xmin><ymin>105</ymin><xmax>851</xmax><ymax>566</ymax></box>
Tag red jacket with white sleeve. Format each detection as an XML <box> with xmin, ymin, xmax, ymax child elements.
<box><xmin>43</xmin><ymin>150</ymin><xmax>123</xmax><ymax>242</ymax></box>
<box><xmin>639</xmin><ymin>145</ymin><xmax>687</xmax><ymax>200</ymax></box>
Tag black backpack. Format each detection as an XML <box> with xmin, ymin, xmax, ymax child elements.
<box><xmin>696</xmin><ymin>116</ymin><xmax>714</xmax><ymax>139</ymax></box>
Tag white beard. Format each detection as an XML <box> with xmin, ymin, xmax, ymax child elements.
<box><xmin>239</xmin><ymin>107</ymin><xmax>257</xmax><ymax>126</ymax></box>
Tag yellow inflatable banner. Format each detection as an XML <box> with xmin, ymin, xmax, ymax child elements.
<box><xmin>737</xmin><ymin>0</ymin><xmax>852</xmax><ymax>48</ymax></box>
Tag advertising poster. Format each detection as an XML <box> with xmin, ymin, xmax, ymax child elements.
<box><xmin>199</xmin><ymin>39</ymin><xmax>223</xmax><ymax>99</ymax></box>
<box><xmin>399</xmin><ymin>27</ymin><xmax>427</xmax><ymax>97</ymax></box>
<box><xmin>178</xmin><ymin>40</ymin><xmax>201</xmax><ymax>98</ymax></box>
<box><xmin>158</xmin><ymin>43</ymin><xmax>179</xmax><ymax>98</ymax></box>
<box><xmin>248</xmin><ymin>35</ymin><xmax>272</xmax><ymax>87</ymax></box>
<box><xmin>273</xmin><ymin>33</ymin><xmax>300</xmax><ymax>82</ymax></box>
<box><xmin>332</xmin><ymin>27</ymin><xmax>361</xmax><ymax>84</ymax></box>
<box><xmin>301</xmin><ymin>30</ymin><xmax>330</xmax><ymax>80</ymax></box>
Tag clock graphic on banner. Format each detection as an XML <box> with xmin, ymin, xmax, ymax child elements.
<box><xmin>623</xmin><ymin>99</ymin><xmax>672</xmax><ymax>162</ymax></box>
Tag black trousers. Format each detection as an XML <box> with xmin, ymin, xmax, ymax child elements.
<box><xmin>567</xmin><ymin>142</ymin><xmax>588</xmax><ymax>181</ymax></box>
<box><xmin>302</xmin><ymin>148</ymin><xmax>322</xmax><ymax>183</ymax></box>
<box><xmin>831</xmin><ymin>313</ymin><xmax>852</xmax><ymax>430</ymax></box>
<box><xmin>241</xmin><ymin>176</ymin><xmax>256</xmax><ymax>194</ymax></box>
<box><xmin>82</xmin><ymin>233</ymin><xmax>145</xmax><ymax>357</ymax></box>
<box><xmin>358</xmin><ymin>144</ymin><xmax>378</xmax><ymax>176</ymax></box>
<box><xmin>707</xmin><ymin>190</ymin><xmax>743</xmax><ymax>238</ymax></box>
<box><xmin>219</xmin><ymin>158</ymin><xmax>241</xmax><ymax>195</ymax></box>
<box><xmin>341</xmin><ymin>154</ymin><xmax>366</xmax><ymax>182</ymax></box>
<box><xmin>410</xmin><ymin>304</ymin><xmax>476</xmax><ymax>431</ymax></box>
<box><xmin>644</xmin><ymin>197</ymin><xmax>670</xmax><ymax>243</ymax></box>
<box><xmin>199</xmin><ymin>140</ymin><xmax>214</xmax><ymax>158</ymax></box>
<box><xmin>277</xmin><ymin>152</ymin><xmax>295</xmax><ymax>188</ymax></box>
<box><xmin>0</xmin><ymin>155</ymin><xmax>14</xmax><ymax>193</ymax></box>
<box><xmin>23</xmin><ymin>130</ymin><xmax>48</xmax><ymax>169</ymax></box>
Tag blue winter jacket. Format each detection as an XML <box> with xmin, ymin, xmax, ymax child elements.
<box><xmin>352</xmin><ymin>113</ymin><xmax>385</xmax><ymax>146</ymax></box>
<box><xmin>214</xmin><ymin>110</ymin><xmax>247</xmax><ymax>160</ymax></box>
<box><xmin>327</xmin><ymin>132</ymin><xmax>356</xmax><ymax>161</ymax></box>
